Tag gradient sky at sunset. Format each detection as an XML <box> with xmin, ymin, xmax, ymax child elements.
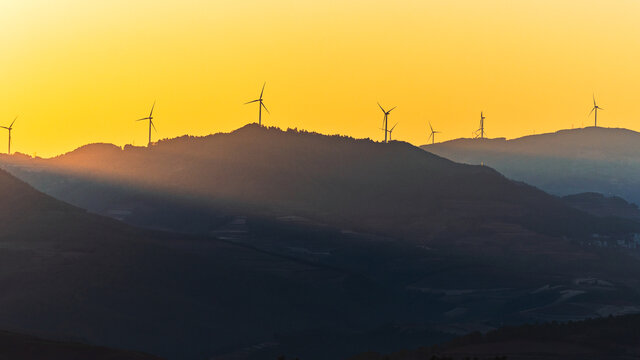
<box><xmin>1</xmin><ymin>0</ymin><xmax>639</xmax><ymax>156</ymax></box>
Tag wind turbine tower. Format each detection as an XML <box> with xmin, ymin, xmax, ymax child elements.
<box><xmin>245</xmin><ymin>82</ymin><xmax>270</xmax><ymax>125</ymax></box>
<box><xmin>0</xmin><ymin>117</ymin><xmax>17</xmax><ymax>155</ymax></box>
<box><xmin>590</xmin><ymin>95</ymin><xmax>604</xmax><ymax>127</ymax></box>
<box><xmin>428</xmin><ymin>121</ymin><xmax>440</xmax><ymax>144</ymax></box>
<box><xmin>378</xmin><ymin>103</ymin><xmax>396</xmax><ymax>143</ymax></box>
<box><xmin>136</xmin><ymin>102</ymin><xmax>157</xmax><ymax>147</ymax></box>
<box><xmin>475</xmin><ymin>112</ymin><xmax>486</xmax><ymax>139</ymax></box>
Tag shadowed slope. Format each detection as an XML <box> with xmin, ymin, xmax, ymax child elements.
<box><xmin>563</xmin><ymin>192</ymin><xmax>640</xmax><ymax>220</ymax></box>
<box><xmin>0</xmin><ymin>168</ymin><xmax>409</xmax><ymax>360</ymax></box>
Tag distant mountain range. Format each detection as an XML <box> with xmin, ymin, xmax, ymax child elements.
<box><xmin>2</xmin><ymin>125</ymin><xmax>640</xmax><ymax>359</ymax></box>
<box><xmin>422</xmin><ymin>127</ymin><xmax>640</xmax><ymax>206</ymax></box>
<box><xmin>1</xmin><ymin>124</ymin><xmax>637</xmax><ymax>241</ymax></box>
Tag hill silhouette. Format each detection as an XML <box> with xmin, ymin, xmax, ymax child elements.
<box><xmin>350</xmin><ymin>313</ymin><xmax>640</xmax><ymax>360</ymax></box>
<box><xmin>0</xmin><ymin>331</ymin><xmax>163</xmax><ymax>360</ymax></box>
<box><xmin>2</xmin><ymin>124</ymin><xmax>638</xmax><ymax>241</ymax></box>
<box><xmin>562</xmin><ymin>192</ymin><xmax>640</xmax><ymax>220</ymax></box>
<box><xmin>0</xmin><ymin>167</ymin><xmax>438</xmax><ymax>360</ymax></box>
<box><xmin>2</xmin><ymin>128</ymin><xmax>640</xmax><ymax>359</ymax></box>
<box><xmin>422</xmin><ymin>126</ymin><xmax>640</xmax><ymax>206</ymax></box>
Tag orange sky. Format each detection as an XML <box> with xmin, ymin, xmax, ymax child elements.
<box><xmin>1</xmin><ymin>0</ymin><xmax>639</xmax><ymax>157</ymax></box>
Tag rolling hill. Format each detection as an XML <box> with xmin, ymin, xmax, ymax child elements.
<box><xmin>422</xmin><ymin>126</ymin><xmax>640</xmax><ymax>206</ymax></box>
<box><xmin>2</xmin><ymin>126</ymin><xmax>640</xmax><ymax>359</ymax></box>
<box><xmin>0</xmin><ymin>167</ymin><xmax>434</xmax><ymax>360</ymax></box>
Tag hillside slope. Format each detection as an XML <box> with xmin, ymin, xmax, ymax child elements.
<box><xmin>0</xmin><ymin>168</ymin><xmax>416</xmax><ymax>360</ymax></box>
<box><xmin>422</xmin><ymin>127</ymin><xmax>640</xmax><ymax>205</ymax></box>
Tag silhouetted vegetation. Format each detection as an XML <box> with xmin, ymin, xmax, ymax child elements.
<box><xmin>352</xmin><ymin>314</ymin><xmax>640</xmax><ymax>360</ymax></box>
<box><xmin>0</xmin><ymin>331</ymin><xmax>163</xmax><ymax>360</ymax></box>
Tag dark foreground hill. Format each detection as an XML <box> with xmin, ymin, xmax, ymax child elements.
<box><xmin>422</xmin><ymin>127</ymin><xmax>640</xmax><ymax>206</ymax></box>
<box><xmin>0</xmin><ymin>168</ymin><xmax>444</xmax><ymax>360</ymax></box>
<box><xmin>0</xmin><ymin>331</ymin><xmax>163</xmax><ymax>360</ymax></box>
<box><xmin>350</xmin><ymin>313</ymin><xmax>640</xmax><ymax>360</ymax></box>
<box><xmin>2</xmin><ymin>124</ymin><xmax>638</xmax><ymax>242</ymax></box>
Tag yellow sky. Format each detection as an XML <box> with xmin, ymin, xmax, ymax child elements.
<box><xmin>1</xmin><ymin>0</ymin><xmax>639</xmax><ymax>156</ymax></box>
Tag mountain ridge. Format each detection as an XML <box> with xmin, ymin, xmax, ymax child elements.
<box><xmin>2</xmin><ymin>127</ymin><xmax>640</xmax><ymax>359</ymax></box>
<box><xmin>1</xmin><ymin>124</ymin><xmax>637</xmax><ymax>241</ymax></box>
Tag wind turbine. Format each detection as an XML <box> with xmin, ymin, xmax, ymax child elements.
<box><xmin>590</xmin><ymin>94</ymin><xmax>604</xmax><ymax>127</ymax></box>
<box><xmin>136</xmin><ymin>102</ymin><xmax>156</xmax><ymax>147</ymax></box>
<box><xmin>0</xmin><ymin>117</ymin><xmax>17</xmax><ymax>155</ymax></box>
<box><xmin>428</xmin><ymin>121</ymin><xmax>440</xmax><ymax>144</ymax></box>
<box><xmin>388</xmin><ymin>122</ymin><xmax>398</xmax><ymax>141</ymax></box>
<box><xmin>379</xmin><ymin>122</ymin><xmax>398</xmax><ymax>141</ymax></box>
<box><xmin>245</xmin><ymin>82</ymin><xmax>270</xmax><ymax>126</ymax></box>
<box><xmin>378</xmin><ymin>103</ymin><xmax>396</xmax><ymax>143</ymax></box>
<box><xmin>474</xmin><ymin>112</ymin><xmax>486</xmax><ymax>139</ymax></box>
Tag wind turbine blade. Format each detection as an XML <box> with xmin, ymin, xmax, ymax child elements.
<box><xmin>429</xmin><ymin>121</ymin><xmax>433</xmax><ymax>132</ymax></box>
<box><xmin>150</xmin><ymin>101</ymin><xmax>156</xmax><ymax>117</ymax></box>
<box><xmin>428</xmin><ymin>133</ymin><xmax>433</xmax><ymax>141</ymax></box>
<box><xmin>10</xmin><ymin>117</ymin><xmax>17</xmax><ymax>128</ymax></box>
<box><xmin>599</xmin><ymin>107</ymin><xmax>604</xmax><ymax>111</ymax></box>
<box><xmin>377</xmin><ymin>102</ymin><xmax>386</xmax><ymax>113</ymax></box>
<box><xmin>593</xmin><ymin>93</ymin><xmax>596</xmax><ymax>106</ymax></box>
<box><xmin>388</xmin><ymin>106</ymin><xmax>397</xmax><ymax>113</ymax></box>
<box><xmin>261</xmin><ymin>102</ymin><xmax>270</xmax><ymax>114</ymax></box>
<box><xmin>137</xmin><ymin>117</ymin><xmax>150</xmax><ymax>121</ymax></box>
<box><xmin>151</xmin><ymin>120</ymin><xmax>157</xmax><ymax>132</ymax></box>
<box><xmin>260</xmin><ymin>82</ymin><xmax>266</xmax><ymax>99</ymax></box>
<box><xmin>245</xmin><ymin>99</ymin><xmax>259</xmax><ymax>104</ymax></box>
<box><xmin>391</xmin><ymin>123</ymin><xmax>397</xmax><ymax>131</ymax></box>
<box><xmin>0</xmin><ymin>126</ymin><xmax>9</xmax><ymax>130</ymax></box>
<box><xmin>589</xmin><ymin>107</ymin><xmax>595</xmax><ymax>116</ymax></box>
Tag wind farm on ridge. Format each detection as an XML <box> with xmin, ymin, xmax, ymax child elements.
<box><xmin>0</xmin><ymin>89</ymin><xmax>604</xmax><ymax>154</ymax></box>
<box><xmin>1</xmin><ymin>87</ymin><xmax>609</xmax><ymax>154</ymax></box>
